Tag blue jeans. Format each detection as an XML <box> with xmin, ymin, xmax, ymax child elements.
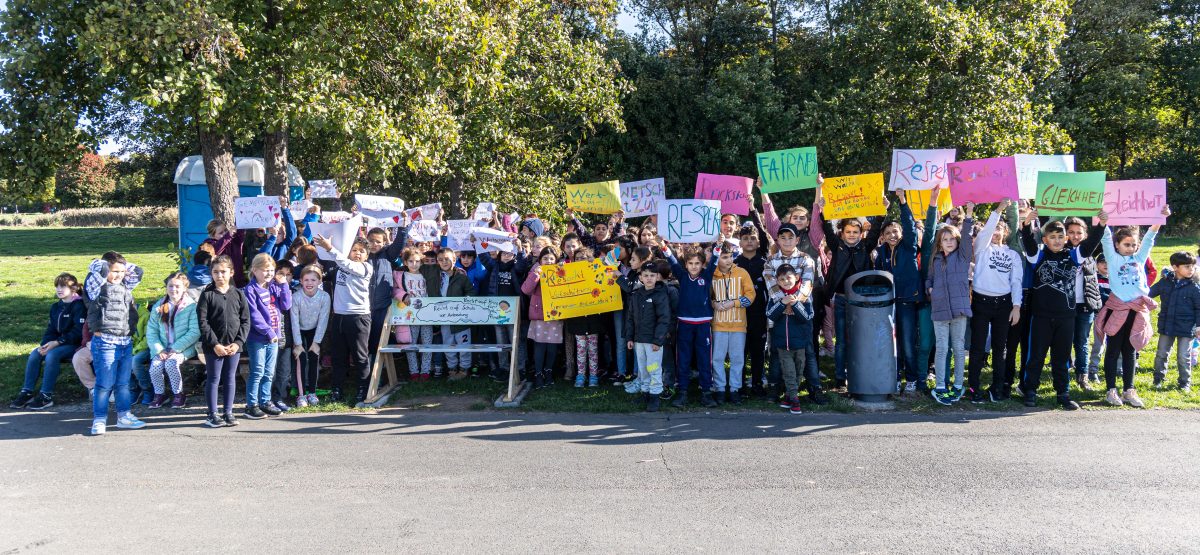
<box><xmin>23</xmin><ymin>344</ymin><xmax>76</xmax><ymax>394</ymax></box>
<box><xmin>833</xmin><ymin>295</ymin><xmax>847</xmax><ymax>380</ymax></box>
<box><xmin>131</xmin><ymin>350</ymin><xmax>152</xmax><ymax>402</ymax></box>
<box><xmin>895</xmin><ymin>301</ymin><xmax>920</xmax><ymax>383</ymax></box>
<box><xmin>246</xmin><ymin>341</ymin><xmax>278</xmax><ymax>407</ymax></box>
<box><xmin>91</xmin><ymin>335</ymin><xmax>133</xmax><ymax>420</ymax></box>
<box><xmin>675</xmin><ymin>322</ymin><xmax>712</xmax><ymax>392</ymax></box>
<box><xmin>613</xmin><ymin>311</ymin><xmax>627</xmax><ymax>377</ymax></box>
<box><xmin>1071</xmin><ymin>311</ymin><xmax>1094</xmax><ymax>376</ymax></box>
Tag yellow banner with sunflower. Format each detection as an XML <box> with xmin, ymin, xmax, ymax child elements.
<box><xmin>540</xmin><ymin>260</ymin><xmax>623</xmax><ymax>321</ymax></box>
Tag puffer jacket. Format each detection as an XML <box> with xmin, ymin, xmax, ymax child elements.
<box><xmin>624</xmin><ymin>283</ymin><xmax>672</xmax><ymax>346</ymax></box>
<box><xmin>147</xmin><ymin>296</ymin><xmax>201</xmax><ymax>359</ymax></box>
<box><xmin>1149</xmin><ymin>270</ymin><xmax>1200</xmax><ymax>337</ymax></box>
<box><xmin>925</xmin><ymin>218</ymin><xmax>974</xmax><ymax>322</ymax></box>
<box><xmin>87</xmin><ymin>281</ymin><xmax>138</xmax><ymax>337</ymax></box>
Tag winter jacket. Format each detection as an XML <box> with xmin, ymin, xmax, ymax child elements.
<box><xmin>146</xmin><ymin>296</ymin><xmax>201</xmax><ymax>359</ymax></box>
<box><xmin>663</xmin><ymin>244</ymin><xmax>719</xmax><ymax>323</ymax></box>
<box><xmin>925</xmin><ymin>218</ymin><xmax>975</xmax><ymax>322</ymax></box>
<box><xmin>132</xmin><ymin>302</ymin><xmax>151</xmax><ymax>354</ymax></box>
<box><xmin>480</xmin><ymin>253</ymin><xmax>526</xmax><ymax>297</ymax></box>
<box><xmin>244</xmin><ymin>278</ymin><xmax>293</xmax><ymax>344</ymax></box>
<box><xmin>566</xmin><ymin>313</ymin><xmax>607</xmax><ymax>337</ymax></box>
<box><xmin>187</xmin><ymin>264</ymin><xmax>212</xmax><ymax>301</ymax></box>
<box><xmin>816</xmin><ymin>207</ymin><xmax>885</xmax><ymax>297</ymax></box>
<box><xmin>367</xmin><ymin>226</ymin><xmax>409</xmax><ymax>311</ymax></box>
<box><xmin>458</xmin><ymin>256</ymin><xmax>489</xmax><ymax>295</ymax></box>
<box><xmin>202</xmin><ymin>229</ymin><xmax>248</xmax><ymax>288</ymax></box>
<box><xmin>83</xmin><ymin>258</ymin><xmax>143</xmax><ymax>307</ymax></box>
<box><xmin>711</xmin><ymin>264</ymin><xmax>756</xmax><ymax>333</ymax></box>
<box><xmin>766</xmin><ymin>293</ymin><xmax>814</xmax><ymax>351</ymax></box>
<box><xmin>873</xmin><ymin>202</ymin><xmax>923</xmax><ymax>303</ymax></box>
<box><xmin>1149</xmin><ymin>270</ymin><xmax>1200</xmax><ymax>337</ymax></box>
<box><xmin>570</xmin><ymin>216</ymin><xmax>624</xmax><ymax>251</ymax></box>
<box><xmin>42</xmin><ymin>298</ymin><xmax>86</xmax><ymax>348</ymax></box>
<box><xmin>197</xmin><ymin>283</ymin><xmax>251</xmax><ymax>349</ymax></box>
<box><xmin>1095</xmin><ymin>295</ymin><xmax>1157</xmax><ymax>350</ymax></box>
<box><xmin>1021</xmin><ymin>224</ymin><xmax>1104</xmax><ymax>317</ymax></box>
<box><xmin>87</xmin><ymin>281</ymin><xmax>138</xmax><ymax>338</ymax></box>
<box><xmin>521</xmin><ymin>265</ymin><xmax>549</xmax><ymax>322</ymax></box>
<box><xmin>624</xmin><ymin>283</ymin><xmax>672</xmax><ymax>346</ymax></box>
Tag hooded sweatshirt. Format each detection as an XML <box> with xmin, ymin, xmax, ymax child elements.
<box><xmin>711</xmin><ymin>263</ymin><xmax>756</xmax><ymax>333</ymax></box>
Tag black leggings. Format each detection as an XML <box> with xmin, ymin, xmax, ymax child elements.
<box><xmin>330</xmin><ymin>313</ymin><xmax>371</xmax><ymax>389</ymax></box>
<box><xmin>203</xmin><ymin>346</ymin><xmax>240</xmax><ymax>417</ymax></box>
<box><xmin>533</xmin><ymin>342</ymin><xmax>559</xmax><ymax>379</ymax></box>
<box><xmin>295</xmin><ymin>328</ymin><xmax>319</xmax><ymax>395</ymax></box>
<box><xmin>1103</xmin><ymin>311</ymin><xmax>1137</xmax><ymax>391</ymax></box>
<box><xmin>969</xmin><ymin>293</ymin><xmax>1012</xmax><ymax>392</ymax></box>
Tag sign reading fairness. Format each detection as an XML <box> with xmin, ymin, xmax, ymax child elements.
<box><xmin>695</xmin><ymin>173</ymin><xmax>753</xmax><ymax>215</ymax></box>
<box><xmin>619</xmin><ymin>178</ymin><xmax>665</xmax><ymax>217</ymax></box>
<box><xmin>756</xmin><ymin>146</ymin><xmax>819</xmax><ymax>192</ymax></box>
<box><xmin>1035</xmin><ymin>171</ymin><xmax>1107</xmax><ymax>216</ymax></box>
<box><xmin>889</xmin><ymin>149</ymin><xmax>956</xmax><ymax>190</ymax></box>
<box><xmin>566</xmin><ymin>180</ymin><xmax>621</xmax><ymax>214</ymax></box>
<box><xmin>657</xmin><ymin>199</ymin><xmax>722</xmax><ymax>243</ymax></box>
<box><xmin>947</xmin><ymin>157</ymin><xmax>1019</xmax><ymax>203</ymax></box>
<box><xmin>821</xmin><ymin>174</ymin><xmax>887</xmax><ymax>219</ymax></box>
<box><xmin>234</xmin><ymin>196</ymin><xmax>282</xmax><ymax>229</ymax></box>
<box><xmin>390</xmin><ymin>296</ymin><xmax>518</xmax><ymax>327</ymax></box>
<box><xmin>1103</xmin><ymin>179</ymin><xmax>1167</xmax><ymax>225</ymax></box>
<box><xmin>540</xmin><ymin>260</ymin><xmax>622</xmax><ymax>321</ymax></box>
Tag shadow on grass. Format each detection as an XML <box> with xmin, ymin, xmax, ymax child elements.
<box><xmin>0</xmin><ymin>227</ymin><xmax>176</xmax><ymax>257</ymax></box>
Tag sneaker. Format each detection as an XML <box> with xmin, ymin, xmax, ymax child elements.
<box><xmin>950</xmin><ymin>387</ymin><xmax>965</xmax><ymax>403</ymax></box>
<box><xmin>274</xmin><ymin>400</ymin><xmax>290</xmax><ymax>412</ymax></box>
<box><xmin>1076</xmin><ymin>375</ymin><xmax>1092</xmax><ymax>391</ymax></box>
<box><xmin>223</xmin><ymin>413</ymin><xmax>239</xmax><ymax>427</ymax></box>
<box><xmin>148</xmin><ymin>394</ymin><xmax>169</xmax><ymax>409</ymax></box>
<box><xmin>1023</xmin><ymin>393</ymin><xmax>1037</xmax><ymax>408</ymax></box>
<box><xmin>244</xmin><ymin>406</ymin><xmax>267</xmax><ymax>420</ymax></box>
<box><xmin>170</xmin><ymin>393</ymin><xmax>187</xmax><ymax>409</ymax></box>
<box><xmin>970</xmin><ymin>390</ymin><xmax>986</xmax><ymax>404</ymax></box>
<box><xmin>26</xmin><ymin>392</ymin><xmax>54</xmax><ymax>410</ymax></box>
<box><xmin>659</xmin><ymin>386</ymin><xmax>675</xmax><ymax>401</ymax></box>
<box><xmin>1122</xmin><ymin>388</ymin><xmax>1145</xmax><ymax>408</ymax></box>
<box><xmin>1105</xmin><ymin>388</ymin><xmax>1123</xmax><ymax>406</ymax></box>
<box><xmin>778</xmin><ymin>396</ymin><xmax>793</xmax><ymax>409</ymax></box>
<box><xmin>533</xmin><ymin>375</ymin><xmax>545</xmax><ymax>389</ymax></box>
<box><xmin>588</xmin><ymin>376</ymin><xmax>599</xmax><ymax>387</ymax></box>
<box><xmin>646</xmin><ymin>395</ymin><xmax>660</xmax><ymax>413</ymax></box>
<box><xmin>90</xmin><ymin>419</ymin><xmax>106</xmax><ymax>436</ymax></box>
<box><xmin>204</xmin><ymin>414</ymin><xmax>225</xmax><ymax>428</ymax></box>
<box><xmin>1182</xmin><ymin>384</ymin><xmax>1192</xmax><ymax>394</ymax></box>
<box><xmin>895</xmin><ymin>381</ymin><xmax>903</xmax><ymax>395</ymax></box>
<box><xmin>729</xmin><ymin>390</ymin><xmax>742</xmax><ymax>405</ymax></box>
<box><xmin>355</xmin><ymin>386</ymin><xmax>368</xmax><ymax>405</ymax></box>
<box><xmin>574</xmin><ymin>375</ymin><xmax>585</xmax><ymax>388</ymax></box>
<box><xmin>10</xmin><ymin>389</ymin><xmax>35</xmax><ymax>409</ymax></box>
<box><xmin>115</xmin><ymin>413</ymin><xmax>146</xmax><ymax>429</ymax></box>
<box><xmin>1058</xmin><ymin>396</ymin><xmax>1080</xmax><ymax>411</ymax></box>
<box><xmin>306</xmin><ymin>393</ymin><xmax>320</xmax><ymax>406</ymax></box>
<box><xmin>789</xmin><ymin>397</ymin><xmax>803</xmax><ymax>415</ymax></box>
<box><xmin>701</xmin><ymin>391</ymin><xmax>718</xmax><ymax>408</ymax></box>
<box><xmin>988</xmin><ymin>389</ymin><xmax>1000</xmax><ymax>403</ymax></box>
<box><xmin>260</xmin><ymin>403</ymin><xmax>282</xmax><ymax>416</ymax></box>
<box><xmin>330</xmin><ymin>388</ymin><xmax>344</xmax><ymax>403</ymax></box>
<box><xmin>903</xmin><ymin>382</ymin><xmax>917</xmax><ymax>395</ymax></box>
<box><xmin>295</xmin><ymin>395</ymin><xmax>309</xmax><ymax>408</ymax></box>
<box><xmin>1088</xmin><ymin>373</ymin><xmax>1101</xmax><ymax>383</ymax></box>
<box><xmin>672</xmin><ymin>391</ymin><xmax>689</xmax><ymax>408</ymax></box>
<box><xmin>1152</xmin><ymin>378</ymin><xmax>1165</xmax><ymax>389</ymax></box>
<box><xmin>931</xmin><ymin>388</ymin><xmax>952</xmax><ymax>406</ymax></box>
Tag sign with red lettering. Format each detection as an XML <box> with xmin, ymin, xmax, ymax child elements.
<box><xmin>947</xmin><ymin>157</ymin><xmax>1019</xmax><ymax>203</ymax></box>
<box><xmin>1103</xmin><ymin>179</ymin><xmax>1167</xmax><ymax>225</ymax></box>
<box><xmin>889</xmin><ymin>149</ymin><xmax>956</xmax><ymax>191</ymax></box>
<box><xmin>1035</xmin><ymin>171</ymin><xmax>1106</xmax><ymax>216</ymax></box>
<box><xmin>695</xmin><ymin>173</ymin><xmax>753</xmax><ymax>216</ymax></box>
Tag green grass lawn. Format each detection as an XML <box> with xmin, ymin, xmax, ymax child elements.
<box><xmin>1</xmin><ymin>226</ymin><xmax>1197</xmax><ymax>412</ymax></box>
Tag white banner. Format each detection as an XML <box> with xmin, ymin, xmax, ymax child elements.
<box><xmin>355</xmin><ymin>194</ymin><xmax>405</xmax><ymax>213</ymax></box>
<box><xmin>234</xmin><ymin>196</ymin><xmax>281</xmax><ymax>230</ymax></box>
<box><xmin>446</xmin><ymin>220</ymin><xmax>476</xmax><ymax>251</ymax></box>
<box><xmin>657</xmin><ymin>199</ymin><xmax>721</xmax><ymax>243</ymax></box>
<box><xmin>470</xmin><ymin>226</ymin><xmax>517</xmax><ymax>254</ymax></box>
<box><xmin>620</xmin><ymin>178</ymin><xmax>666</xmax><ymax>217</ymax></box>
<box><xmin>308</xmin><ymin>216</ymin><xmax>363</xmax><ymax>261</ymax></box>
<box><xmin>1014</xmin><ymin>154</ymin><xmax>1075</xmax><ymax>199</ymax></box>
<box><xmin>405</xmin><ymin>202</ymin><xmax>442</xmax><ymax>222</ymax></box>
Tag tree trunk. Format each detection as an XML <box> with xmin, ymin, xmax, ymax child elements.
<box><xmin>199</xmin><ymin>127</ymin><xmax>239</xmax><ymax>229</ymax></box>
<box><xmin>447</xmin><ymin>175</ymin><xmax>467</xmax><ymax>219</ymax></box>
<box><xmin>263</xmin><ymin>127</ymin><xmax>289</xmax><ymax>197</ymax></box>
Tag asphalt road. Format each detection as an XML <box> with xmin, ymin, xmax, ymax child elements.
<box><xmin>2</xmin><ymin>407</ymin><xmax>1198</xmax><ymax>554</ymax></box>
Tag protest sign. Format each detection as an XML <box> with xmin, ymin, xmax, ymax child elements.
<box><xmin>947</xmin><ymin>157</ymin><xmax>1019</xmax><ymax>204</ymax></box>
<box><xmin>889</xmin><ymin>149</ymin><xmax>956</xmax><ymax>191</ymax></box>
<box><xmin>695</xmin><ymin>173</ymin><xmax>753</xmax><ymax>216</ymax></box>
<box><xmin>821</xmin><ymin>174</ymin><xmax>887</xmax><ymax>219</ymax></box>
<box><xmin>404</xmin><ymin>203</ymin><xmax>442</xmax><ymax>222</ymax></box>
<box><xmin>540</xmin><ymin>260</ymin><xmax>622</xmax><ymax>321</ymax></box>
<box><xmin>234</xmin><ymin>196</ymin><xmax>281</xmax><ymax>229</ymax></box>
<box><xmin>1103</xmin><ymin>179</ymin><xmax>1167</xmax><ymax>225</ymax></box>
<box><xmin>355</xmin><ymin>194</ymin><xmax>405</xmax><ymax>213</ymax></box>
<box><xmin>308</xmin><ymin>179</ymin><xmax>338</xmax><ymax>198</ymax></box>
<box><xmin>756</xmin><ymin>146</ymin><xmax>819</xmax><ymax>192</ymax></box>
<box><xmin>470</xmin><ymin>226</ymin><xmax>516</xmax><ymax>254</ymax></box>
<box><xmin>1014</xmin><ymin>154</ymin><xmax>1075</xmax><ymax>199</ymax></box>
<box><xmin>657</xmin><ymin>199</ymin><xmax>722</xmax><ymax>243</ymax></box>
<box><xmin>446</xmin><ymin>220</ymin><xmax>476</xmax><ymax>251</ymax></box>
<box><xmin>905</xmin><ymin>188</ymin><xmax>954</xmax><ymax>216</ymax></box>
<box><xmin>408</xmin><ymin>220</ymin><xmax>441</xmax><ymax>242</ymax></box>
<box><xmin>1035</xmin><ymin>171</ymin><xmax>1106</xmax><ymax>216</ymax></box>
<box><xmin>308</xmin><ymin>215</ymin><xmax>362</xmax><ymax>261</ymax></box>
<box><xmin>619</xmin><ymin>178</ymin><xmax>666</xmax><ymax>217</ymax></box>
<box><xmin>390</xmin><ymin>296</ymin><xmax>518</xmax><ymax>326</ymax></box>
<box><xmin>289</xmin><ymin>199</ymin><xmax>313</xmax><ymax>222</ymax></box>
<box><xmin>360</xmin><ymin>212</ymin><xmax>405</xmax><ymax>228</ymax></box>
<box><xmin>566</xmin><ymin>180</ymin><xmax>622</xmax><ymax>214</ymax></box>
<box><xmin>473</xmin><ymin>202</ymin><xmax>496</xmax><ymax>222</ymax></box>
<box><xmin>319</xmin><ymin>211</ymin><xmax>352</xmax><ymax>223</ymax></box>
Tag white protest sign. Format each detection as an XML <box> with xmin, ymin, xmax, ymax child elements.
<box><xmin>355</xmin><ymin>194</ymin><xmax>405</xmax><ymax>213</ymax></box>
<box><xmin>471</xmin><ymin>226</ymin><xmax>516</xmax><ymax>254</ymax></box>
<box><xmin>888</xmin><ymin>149</ymin><xmax>956</xmax><ymax>191</ymax></box>
<box><xmin>473</xmin><ymin>202</ymin><xmax>496</xmax><ymax>222</ymax></box>
<box><xmin>1014</xmin><ymin>154</ymin><xmax>1075</xmax><ymax>199</ymax></box>
<box><xmin>234</xmin><ymin>196</ymin><xmax>282</xmax><ymax>230</ymax></box>
<box><xmin>320</xmin><ymin>211</ymin><xmax>352</xmax><ymax>223</ymax></box>
<box><xmin>620</xmin><ymin>178</ymin><xmax>666</xmax><ymax>217</ymax></box>
<box><xmin>308</xmin><ymin>179</ymin><xmax>338</xmax><ymax>198</ymax></box>
<box><xmin>308</xmin><ymin>215</ymin><xmax>362</xmax><ymax>261</ymax></box>
<box><xmin>361</xmin><ymin>212</ymin><xmax>405</xmax><ymax>228</ymax></box>
<box><xmin>408</xmin><ymin>220</ymin><xmax>441</xmax><ymax>242</ymax></box>
<box><xmin>446</xmin><ymin>220</ymin><xmax>476</xmax><ymax>251</ymax></box>
<box><xmin>405</xmin><ymin>203</ymin><xmax>442</xmax><ymax>222</ymax></box>
<box><xmin>289</xmin><ymin>199</ymin><xmax>313</xmax><ymax>221</ymax></box>
<box><xmin>657</xmin><ymin>199</ymin><xmax>721</xmax><ymax>243</ymax></box>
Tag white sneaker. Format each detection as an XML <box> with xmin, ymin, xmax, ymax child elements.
<box><xmin>90</xmin><ymin>419</ymin><xmax>106</xmax><ymax>436</ymax></box>
<box><xmin>116</xmin><ymin>413</ymin><xmax>146</xmax><ymax>429</ymax></box>
<box><xmin>1105</xmin><ymin>389</ymin><xmax>1123</xmax><ymax>406</ymax></box>
<box><xmin>1122</xmin><ymin>389</ymin><xmax>1145</xmax><ymax>409</ymax></box>
<box><xmin>904</xmin><ymin>382</ymin><xmax>918</xmax><ymax>394</ymax></box>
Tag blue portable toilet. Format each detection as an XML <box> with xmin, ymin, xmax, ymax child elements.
<box><xmin>174</xmin><ymin>156</ymin><xmax>305</xmax><ymax>256</ymax></box>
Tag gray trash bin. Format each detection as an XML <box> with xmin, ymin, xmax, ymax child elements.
<box><xmin>844</xmin><ymin>270</ymin><xmax>897</xmax><ymax>402</ymax></box>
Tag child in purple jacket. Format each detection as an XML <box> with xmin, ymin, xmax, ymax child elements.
<box><xmin>243</xmin><ymin>253</ymin><xmax>293</xmax><ymax>420</ymax></box>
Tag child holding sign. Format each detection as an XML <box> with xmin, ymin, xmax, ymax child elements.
<box><xmin>661</xmin><ymin>239</ymin><xmax>722</xmax><ymax>408</ymax></box>
<box><xmin>566</xmin><ymin>248</ymin><xmax>607</xmax><ymax>388</ymax></box>
<box><xmin>925</xmin><ymin>203</ymin><xmax>975</xmax><ymax>405</ymax></box>
<box><xmin>311</xmin><ymin>234</ymin><xmax>373</xmax><ymax>404</ymax></box>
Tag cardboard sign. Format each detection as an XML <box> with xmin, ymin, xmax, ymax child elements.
<box><xmin>470</xmin><ymin>226</ymin><xmax>516</xmax><ymax>254</ymax></box>
<box><xmin>539</xmin><ymin>260</ymin><xmax>622</xmax><ymax>321</ymax></box>
<box><xmin>619</xmin><ymin>178</ymin><xmax>666</xmax><ymax>217</ymax></box>
<box><xmin>308</xmin><ymin>179</ymin><xmax>338</xmax><ymax>198</ymax></box>
<box><xmin>889</xmin><ymin>149</ymin><xmax>956</xmax><ymax>191</ymax></box>
<box><xmin>445</xmin><ymin>220</ymin><xmax>476</xmax><ymax>251</ymax></box>
<box><xmin>756</xmin><ymin>146</ymin><xmax>819</xmax><ymax>192</ymax></box>
<box><xmin>946</xmin><ymin>157</ymin><xmax>1019</xmax><ymax>204</ymax></box>
<box><xmin>319</xmin><ymin>210</ymin><xmax>352</xmax><ymax>223</ymax></box>
<box><xmin>405</xmin><ymin>203</ymin><xmax>442</xmax><ymax>222</ymax></box>
<box><xmin>308</xmin><ymin>215</ymin><xmax>363</xmax><ymax>261</ymax></box>
<box><xmin>695</xmin><ymin>173</ymin><xmax>753</xmax><ymax>216</ymax></box>
<box><xmin>1103</xmin><ymin>179</ymin><xmax>1167</xmax><ymax>225</ymax></box>
<box><xmin>473</xmin><ymin>202</ymin><xmax>496</xmax><ymax>222</ymax></box>
<box><xmin>821</xmin><ymin>173</ymin><xmax>887</xmax><ymax>219</ymax></box>
<box><xmin>658</xmin><ymin>199</ymin><xmax>722</xmax><ymax>243</ymax></box>
<box><xmin>408</xmin><ymin>220</ymin><xmax>441</xmax><ymax>242</ymax></box>
<box><xmin>289</xmin><ymin>199</ymin><xmax>313</xmax><ymax>222</ymax></box>
<box><xmin>1035</xmin><ymin>171</ymin><xmax>1106</xmax><ymax>216</ymax></box>
<box><xmin>1014</xmin><ymin>154</ymin><xmax>1074</xmax><ymax>199</ymax></box>
<box><xmin>390</xmin><ymin>296</ymin><xmax>518</xmax><ymax>326</ymax></box>
<box><xmin>355</xmin><ymin>194</ymin><xmax>405</xmax><ymax>214</ymax></box>
<box><xmin>566</xmin><ymin>180</ymin><xmax>621</xmax><ymax>214</ymax></box>
<box><xmin>905</xmin><ymin>188</ymin><xmax>954</xmax><ymax>216</ymax></box>
<box><xmin>234</xmin><ymin>196</ymin><xmax>282</xmax><ymax>229</ymax></box>
<box><xmin>360</xmin><ymin>211</ymin><xmax>405</xmax><ymax>228</ymax></box>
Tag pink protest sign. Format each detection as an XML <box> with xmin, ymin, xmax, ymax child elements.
<box><xmin>947</xmin><ymin>157</ymin><xmax>1019</xmax><ymax>204</ymax></box>
<box><xmin>694</xmin><ymin>173</ymin><xmax>753</xmax><ymax>216</ymax></box>
<box><xmin>1103</xmin><ymin>179</ymin><xmax>1167</xmax><ymax>225</ymax></box>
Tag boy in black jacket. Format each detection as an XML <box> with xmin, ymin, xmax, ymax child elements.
<box><xmin>626</xmin><ymin>264</ymin><xmax>672</xmax><ymax>412</ymax></box>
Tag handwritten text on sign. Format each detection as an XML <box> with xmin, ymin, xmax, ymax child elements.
<box><xmin>947</xmin><ymin>157</ymin><xmax>1019</xmax><ymax>204</ymax></box>
<box><xmin>658</xmin><ymin>199</ymin><xmax>722</xmax><ymax>243</ymax></box>
<box><xmin>566</xmin><ymin>180</ymin><xmax>622</xmax><ymax>214</ymax></box>
<box><xmin>822</xmin><ymin>173</ymin><xmax>887</xmax><ymax>219</ymax></box>
<box><xmin>405</xmin><ymin>203</ymin><xmax>442</xmax><ymax>222</ymax></box>
<box><xmin>234</xmin><ymin>196</ymin><xmax>282</xmax><ymax>230</ymax></box>
<box><xmin>1035</xmin><ymin>171</ymin><xmax>1106</xmax><ymax>216</ymax></box>
<box><xmin>445</xmin><ymin>220</ymin><xmax>476</xmax><ymax>251</ymax></box>
<box><xmin>471</xmin><ymin>226</ymin><xmax>517</xmax><ymax>254</ymax></box>
<box><xmin>1103</xmin><ymin>179</ymin><xmax>1167</xmax><ymax>225</ymax></box>
<box><xmin>540</xmin><ymin>260</ymin><xmax>622</xmax><ymax>321</ymax></box>
<box><xmin>620</xmin><ymin>178</ymin><xmax>666</xmax><ymax>217</ymax></box>
<box><xmin>390</xmin><ymin>296</ymin><xmax>518</xmax><ymax>326</ymax></box>
<box><xmin>889</xmin><ymin>149</ymin><xmax>956</xmax><ymax>191</ymax></box>
<box><xmin>355</xmin><ymin>194</ymin><xmax>405</xmax><ymax>214</ymax></box>
<box><xmin>695</xmin><ymin>173</ymin><xmax>753</xmax><ymax>215</ymax></box>
<box><xmin>1014</xmin><ymin>154</ymin><xmax>1074</xmax><ymax>199</ymax></box>
<box><xmin>756</xmin><ymin>146</ymin><xmax>819</xmax><ymax>192</ymax></box>
<box><xmin>905</xmin><ymin>188</ymin><xmax>955</xmax><ymax>216</ymax></box>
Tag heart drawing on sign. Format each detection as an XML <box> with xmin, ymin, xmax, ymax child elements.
<box><xmin>481</xmin><ymin>241</ymin><xmax>489</xmax><ymax>249</ymax></box>
<box><xmin>392</xmin><ymin>215</ymin><xmax>401</xmax><ymax>223</ymax></box>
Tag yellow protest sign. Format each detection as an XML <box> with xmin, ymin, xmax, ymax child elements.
<box><xmin>905</xmin><ymin>188</ymin><xmax>954</xmax><ymax>216</ymax></box>
<box><xmin>566</xmin><ymin>180</ymin><xmax>621</xmax><ymax>214</ymax></box>
<box><xmin>540</xmin><ymin>260</ymin><xmax>622</xmax><ymax>321</ymax></box>
<box><xmin>822</xmin><ymin>173</ymin><xmax>887</xmax><ymax>219</ymax></box>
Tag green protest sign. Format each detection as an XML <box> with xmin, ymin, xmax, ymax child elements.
<box><xmin>1035</xmin><ymin>171</ymin><xmax>1106</xmax><ymax>216</ymax></box>
<box><xmin>756</xmin><ymin>146</ymin><xmax>819</xmax><ymax>192</ymax></box>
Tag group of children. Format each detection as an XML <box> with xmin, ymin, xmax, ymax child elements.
<box><xmin>11</xmin><ymin>180</ymin><xmax>1200</xmax><ymax>430</ymax></box>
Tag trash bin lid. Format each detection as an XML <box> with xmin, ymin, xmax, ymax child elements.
<box><xmin>845</xmin><ymin>270</ymin><xmax>895</xmax><ymax>304</ymax></box>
